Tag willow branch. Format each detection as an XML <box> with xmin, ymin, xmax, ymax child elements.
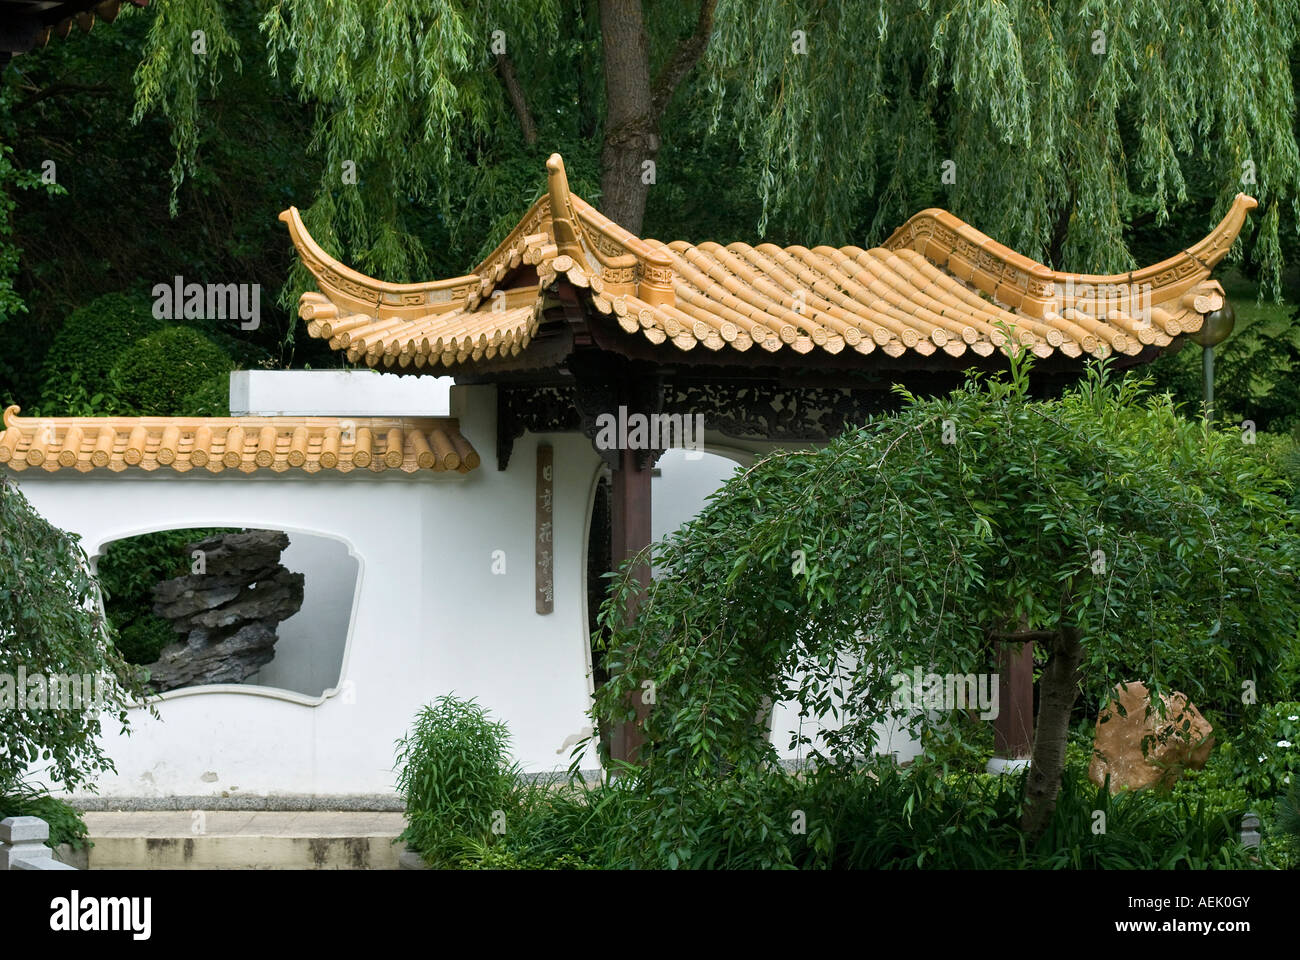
<box><xmin>650</xmin><ymin>0</ymin><xmax>719</xmax><ymax>121</ymax></box>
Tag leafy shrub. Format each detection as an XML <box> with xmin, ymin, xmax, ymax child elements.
<box><xmin>181</xmin><ymin>372</ymin><xmax>230</xmax><ymax>416</ymax></box>
<box><xmin>37</xmin><ymin>292</ymin><xmax>163</xmax><ymax>413</ymax></box>
<box><xmin>448</xmin><ymin>759</ymin><xmax>1266</xmax><ymax>870</ymax></box>
<box><xmin>1277</xmin><ymin>778</ymin><xmax>1300</xmax><ymax>865</ymax></box>
<box><xmin>97</xmin><ymin>530</ymin><xmax>195</xmax><ymax>608</ymax></box>
<box><xmin>590</xmin><ymin>358</ymin><xmax>1300</xmax><ymax>853</ymax></box>
<box><xmin>1167</xmin><ymin>740</ymin><xmax>1253</xmax><ymax>812</ymax></box>
<box><xmin>0</xmin><ymin>477</ymin><xmax>152</xmax><ymax>793</ymax></box>
<box><xmin>768</xmin><ymin>761</ymin><xmax>1251</xmax><ymax>869</ymax></box>
<box><xmin>395</xmin><ymin>695</ymin><xmax>519</xmax><ymax>866</ymax></box>
<box><xmin>1239</xmin><ymin>702</ymin><xmax>1300</xmax><ymax>796</ymax></box>
<box><xmin>0</xmin><ymin>783</ymin><xmax>90</xmax><ymax>850</ymax></box>
<box><xmin>108</xmin><ymin>326</ymin><xmax>233</xmax><ymax>415</ymax></box>
<box><xmin>33</xmin><ymin>370</ymin><xmax>117</xmax><ymax>417</ymax></box>
<box><xmin>918</xmin><ymin>707</ymin><xmax>996</xmax><ymax>775</ymax></box>
<box><xmin>1145</xmin><ymin>307</ymin><xmax>1300</xmax><ymax>433</ymax></box>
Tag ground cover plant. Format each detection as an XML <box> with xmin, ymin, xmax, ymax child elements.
<box><xmin>0</xmin><ymin>780</ymin><xmax>89</xmax><ymax>851</ymax></box>
<box><xmin>395</xmin><ymin>681</ymin><xmax>1296</xmax><ymax>869</ymax></box>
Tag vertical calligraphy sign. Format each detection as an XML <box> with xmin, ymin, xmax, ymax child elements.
<box><xmin>535</xmin><ymin>443</ymin><xmax>554</xmax><ymax>614</ymax></box>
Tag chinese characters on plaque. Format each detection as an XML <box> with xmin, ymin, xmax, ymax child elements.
<box><xmin>536</xmin><ymin>443</ymin><xmax>554</xmax><ymax>614</ymax></box>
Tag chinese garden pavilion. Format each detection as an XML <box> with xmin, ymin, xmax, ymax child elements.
<box><xmin>278</xmin><ymin>153</ymin><xmax>1254</xmax><ymax>763</ymax></box>
<box><xmin>0</xmin><ymin>154</ymin><xmax>1254</xmax><ymax>786</ymax></box>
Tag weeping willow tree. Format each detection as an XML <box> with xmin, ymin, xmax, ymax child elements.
<box><xmin>130</xmin><ymin>0</ymin><xmax>1300</xmax><ymax>304</ymax></box>
<box><xmin>704</xmin><ymin>0</ymin><xmax>1300</xmax><ymax>290</ymax></box>
<box><xmin>588</xmin><ymin>358</ymin><xmax>1300</xmax><ymax>846</ymax></box>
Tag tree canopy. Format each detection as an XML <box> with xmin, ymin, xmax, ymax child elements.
<box><xmin>128</xmin><ymin>0</ymin><xmax>1300</xmax><ymax>297</ymax></box>
<box><xmin>3</xmin><ymin>1</ymin><xmax>1299</xmax><ymax>414</ymax></box>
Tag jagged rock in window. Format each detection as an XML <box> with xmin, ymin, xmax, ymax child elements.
<box><xmin>146</xmin><ymin>530</ymin><xmax>304</xmax><ymax>692</ymax></box>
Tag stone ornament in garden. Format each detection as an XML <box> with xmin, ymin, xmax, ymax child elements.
<box><xmin>1089</xmin><ymin>681</ymin><xmax>1214</xmax><ymax>792</ymax></box>
<box><xmin>146</xmin><ymin>530</ymin><xmax>304</xmax><ymax>691</ymax></box>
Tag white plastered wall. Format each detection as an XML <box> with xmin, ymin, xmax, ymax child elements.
<box><xmin>13</xmin><ymin>383</ymin><xmax>602</xmax><ymax>797</ymax></box>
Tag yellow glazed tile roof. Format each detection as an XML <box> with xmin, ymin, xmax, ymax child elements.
<box><xmin>281</xmin><ymin>155</ymin><xmax>1256</xmax><ymax>370</ymax></box>
<box><xmin>0</xmin><ymin>406</ymin><xmax>479</xmax><ymax>475</ymax></box>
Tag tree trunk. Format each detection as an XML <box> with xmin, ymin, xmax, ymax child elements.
<box><xmin>495</xmin><ymin>54</ymin><xmax>536</xmax><ymax>145</ymax></box>
<box><xmin>1020</xmin><ymin>625</ymin><xmax>1084</xmax><ymax>839</ymax></box>
<box><xmin>598</xmin><ymin>0</ymin><xmax>657</xmax><ymax>233</ymax></box>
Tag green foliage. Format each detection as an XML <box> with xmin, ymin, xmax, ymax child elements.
<box><xmin>585</xmin><ymin>357</ymin><xmax>1300</xmax><ymax>863</ymax></box>
<box><xmin>108</xmin><ymin>326</ymin><xmax>234</xmax><ymax>415</ymax></box>
<box><xmin>0</xmin><ymin>477</ymin><xmax>153</xmax><ymax>794</ymax></box>
<box><xmin>1145</xmin><ymin>302</ymin><xmax>1300</xmax><ymax>433</ymax></box>
<box><xmin>131</xmin><ymin>0</ymin><xmax>243</xmax><ymax>212</ymax></box>
<box><xmin>0</xmin><ymin>140</ymin><xmax>59</xmax><ymax>329</ymax></box>
<box><xmin>0</xmin><ymin>783</ymin><xmax>91</xmax><ymax>851</ymax></box>
<box><xmin>96</xmin><ymin>530</ymin><xmax>195</xmax><ymax>612</ymax></box>
<box><xmin>450</xmin><ymin>776</ymin><xmax>638</xmax><ymax>870</ymax></box>
<box><xmin>1167</xmin><ymin>740</ymin><xmax>1254</xmax><ymax>814</ymax></box>
<box><xmin>1021</xmin><ymin>768</ymin><xmax>1258</xmax><ymax>870</ymax></box>
<box><xmin>422</xmin><ymin>760</ymin><xmax>1267</xmax><ymax>870</ymax></box>
<box><xmin>135</xmin><ymin>0</ymin><xmax>571</xmax><ymax>304</ymax></box>
<box><xmin>389</xmin><ymin>693</ymin><xmax>1274</xmax><ymax>869</ymax></box>
<box><xmin>918</xmin><ymin>708</ymin><xmax>996</xmax><ymax>775</ymax></box>
<box><xmin>1239</xmin><ymin>701</ymin><xmax>1300</xmax><ymax>796</ymax></box>
<box><xmin>704</xmin><ymin>0</ymin><xmax>1300</xmax><ymax>295</ymax></box>
<box><xmin>0</xmin><ymin>2</ymin><xmax>304</xmax><ymax>409</ymax></box>
<box><xmin>123</xmin><ymin>0</ymin><xmax>1300</xmax><ymax>327</ymax></box>
<box><xmin>395</xmin><ymin>695</ymin><xmax>519</xmax><ymax>865</ymax></box>
<box><xmin>34</xmin><ymin>293</ymin><xmax>163</xmax><ymax>414</ymax></box>
<box><xmin>1276</xmin><ymin>777</ymin><xmax>1300</xmax><ymax>863</ymax></box>
<box><xmin>809</xmin><ymin>762</ymin><xmax>1256</xmax><ymax>870</ymax></box>
<box><xmin>113</xmin><ymin>614</ymin><xmax>179</xmax><ymax>667</ymax></box>
<box><xmin>34</xmin><ymin>371</ymin><xmax>118</xmax><ymax>419</ymax></box>
<box><xmin>180</xmin><ymin>372</ymin><xmax>232</xmax><ymax>417</ymax></box>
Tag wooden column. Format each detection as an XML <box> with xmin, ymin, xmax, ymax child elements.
<box><xmin>608</xmin><ymin>444</ymin><xmax>653</xmax><ymax>765</ymax></box>
<box><xmin>993</xmin><ymin>640</ymin><xmax>1035</xmax><ymax>763</ymax></box>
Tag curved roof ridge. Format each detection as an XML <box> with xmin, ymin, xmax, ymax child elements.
<box><xmin>280</xmin><ymin>157</ymin><xmax>1255</xmax><ymax>371</ymax></box>
<box><xmin>0</xmin><ymin>406</ymin><xmax>478</xmax><ymax>475</ymax></box>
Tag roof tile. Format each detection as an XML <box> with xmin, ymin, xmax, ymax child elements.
<box><xmin>280</xmin><ymin>157</ymin><xmax>1256</xmax><ymax>370</ymax></box>
<box><xmin>0</xmin><ymin>407</ymin><xmax>478</xmax><ymax>476</ymax></box>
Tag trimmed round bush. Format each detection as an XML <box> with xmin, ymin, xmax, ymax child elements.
<box><xmin>109</xmin><ymin>326</ymin><xmax>233</xmax><ymax>415</ymax></box>
<box><xmin>180</xmin><ymin>371</ymin><xmax>231</xmax><ymax>416</ymax></box>
<box><xmin>39</xmin><ymin>292</ymin><xmax>164</xmax><ymax>408</ymax></box>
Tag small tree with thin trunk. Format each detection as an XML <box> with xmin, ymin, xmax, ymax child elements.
<box><xmin>590</xmin><ymin>356</ymin><xmax>1300</xmax><ymax>848</ymax></box>
<box><xmin>0</xmin><ymin>477</ymin><xmax>151</xmax><ymax>794</ymax></box>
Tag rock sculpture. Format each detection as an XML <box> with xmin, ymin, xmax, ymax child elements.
<box><xmin>146</xmin><ymin>530</ymin><xmax>304</xmax><ymax>691</ymax></box>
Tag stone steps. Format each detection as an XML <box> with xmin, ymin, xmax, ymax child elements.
<box><xmin>78</xmin><ymin>811</ymin><xmax>407</xmax><ymax>869</ymax></box>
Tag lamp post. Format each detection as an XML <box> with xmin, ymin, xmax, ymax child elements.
<box><xmin>1189</xmin><ymin>303</ymin><xmax>1236</xmax><ymax>423</ymax></box>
